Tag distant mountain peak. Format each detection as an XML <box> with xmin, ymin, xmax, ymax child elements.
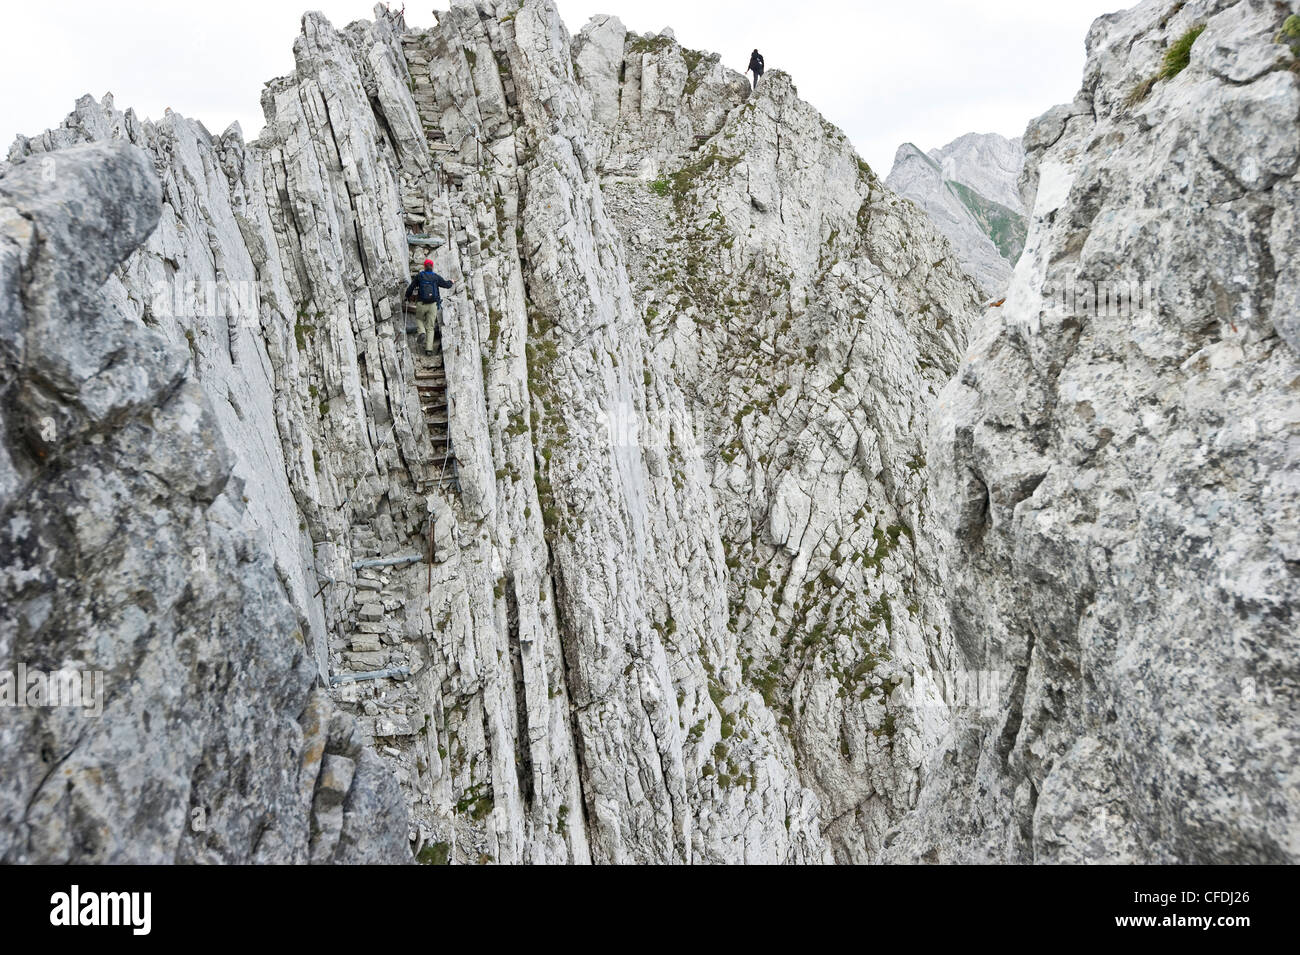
<box><xmin>885</xmin><ymin>131</ymin><xmax>1026</xmax><ymax>295</ymax></box>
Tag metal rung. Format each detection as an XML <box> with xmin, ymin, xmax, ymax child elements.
<box><xmin>351</xmin><ymin>553</ymin><xmax>424</xmax><ymax>570</ymax></box>
<box><xmin>330</xmin><ymin>666</ymin><xmax>411</xmax><ymax>685</ymax></box>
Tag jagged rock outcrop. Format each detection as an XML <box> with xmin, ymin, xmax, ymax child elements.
<box><xmin>1</xmin><ymin>0</ymin><xmax>986</xmax><ymax>864</ymax></box>
<box><xmin>886</xmin><ymin>0</ymin><xmax>1300</xmax><ymax>863</ymax></box>
<box><xmin>398</xmin><ymin>1</ymin><xmax>982</xmax><ymax>862</ymax></box>
<box><xmin>886</xmin><ymin>133</ymin><xmax>1027</xmax><ymax>296</ymax></box>
<box><xmin>2</xmin><ymin>7</ymin><xmax>429</xmax><ymax>864</ymax></box>
<box><xmin>582</xmin><ymin>49</ymin><xmax>981</xmax><ymax>860</ymax></box>
<box><xmin>3</xmin><ymin>0</ymin><xmax>1293</xmax><ymax>866</ymax></box>
<box><xmin>0</xmin><ymin>142</ymin><xmax>408</xmax><ymax>863</ymax></box>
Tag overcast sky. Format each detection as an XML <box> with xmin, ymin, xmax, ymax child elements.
<box><xmin>0</xmin><ymin>0</ymin><xmax>1117</xmax><ymax>174</ymax></box>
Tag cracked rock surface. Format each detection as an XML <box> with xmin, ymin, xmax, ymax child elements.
<box><xmin>886</xmin><ymin>0</ymin><xmax>1300</xmax><ymax>863</ymax></box>
<box><xmin>1</xmin><ymin>0</ymin><xmax>1296</xmax><ymax>864</ymax></box>
<box><xmin>0</xmin><ymin>142</ymin><xmax>407</xmax><ymax>864</ymax></box>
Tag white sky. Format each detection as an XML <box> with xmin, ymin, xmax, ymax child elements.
<box><xmin>0</xmin><ymin>0</ymin><xmax>1118</xmax><ymax>173</ymax></box>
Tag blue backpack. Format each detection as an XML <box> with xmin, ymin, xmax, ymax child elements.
<box><xmin>416</xmin><ymin>271</ymin><xmax>441</xmax><ymax>304</ymax></box>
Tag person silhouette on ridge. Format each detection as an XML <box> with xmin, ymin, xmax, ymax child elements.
<box><xmin>747</xmin><ymin>49</ymin><xmax>764</xmax><ymax>90</ymax></box>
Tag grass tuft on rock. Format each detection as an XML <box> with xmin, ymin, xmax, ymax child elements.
<box><xmin>1159</xmin><ymin>24</ymin><xmax>1205</xmax><ymax>80</ymax></box>
<box><xmin>1280</xmin><ymin>15</ymin><xmax>1300</xmax><ymax>60</ymax></box>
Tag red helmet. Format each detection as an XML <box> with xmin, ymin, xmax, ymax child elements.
<box><xmin>423</xmin><ymin>258</ymin><xmax>433</xmax><ymax>267</ymax></box>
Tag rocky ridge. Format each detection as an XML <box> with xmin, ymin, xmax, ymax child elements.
<box><xmin>1</xmin><ymin>0</ymin><xmax>1296</xmax><ymax>865</ymax></box>
<box><xmin>931</xmin><ymin>132</ymin><xmax>1026</xmax><ymax>214</ymax></box>
<box><xmin>2</xmin><ymin>0</ymin><xmax>982</xmax><ymax>864</ymax></box>
<box><xmin>886</xmin><ymin>0</ymin><xmax>1299</xmax><ymax>863</ymax></box>
<box><xmin>0</xmin><ymin>140</ymin><xmax>409</xmax><ymax>863</ymax></box>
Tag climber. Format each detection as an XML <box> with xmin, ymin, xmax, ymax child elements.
<box><xmin>747</xmin><ymin>49</ymin><xmax>764</xmax><ymax>90</ymax></box>
<box><xmin>405</xmin><ymin>258</ymin><xmax>454</xmax><ymax>355</ymax></box>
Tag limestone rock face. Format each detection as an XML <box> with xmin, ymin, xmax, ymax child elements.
<box><xmin>396</xmin><ymin>0</ymin><xmax>980</xmax><ymax>863</ymax></box>
<box><xmin>591</xmin><ymin>63</ymin><xmax>981</xmax><ymax>860</ymax></box>
<box><xmin>886</xmin><ymin>134</ymin><xmax>1027</xmax><ymax>297</ymax></box>
<box><xmin>1</xmin><ymin>0</ymin><xmax>985</xmax><ymax>864</ymax></box>
<box><xmin>887</xmin><ymin>0</ymin><xmax>1300</xmax><ymax>863</ymax></box>
<box><xmin>1</xmin><ymin>7</ymin><xmax>424</xmax><ymax>865</ymax></box>
<box><xmin>2</xmin><ymin>0</ymin><xmax>1295</xmax><ymax>866</ymax></box>
<box><xmin>0</xmin><ymin>141</ymin><xmax>408</xmax><ymax>864</ymax></box>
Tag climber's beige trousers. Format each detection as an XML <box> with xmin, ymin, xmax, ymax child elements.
<box><xmin>414</xmin><ymin>302</ymin><xmax>441</xmax><ymax>353</ymax></box>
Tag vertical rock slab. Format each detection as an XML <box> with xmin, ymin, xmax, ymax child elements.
<box><xmin>0</xmin><ymin>142</ymin><xmax>407</xmax><ymax>863</ymax></box>
<box><xmin>898</xmin><ymin>0</ymin><xmax>1300</xmax><ymax>863</ymax></box>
